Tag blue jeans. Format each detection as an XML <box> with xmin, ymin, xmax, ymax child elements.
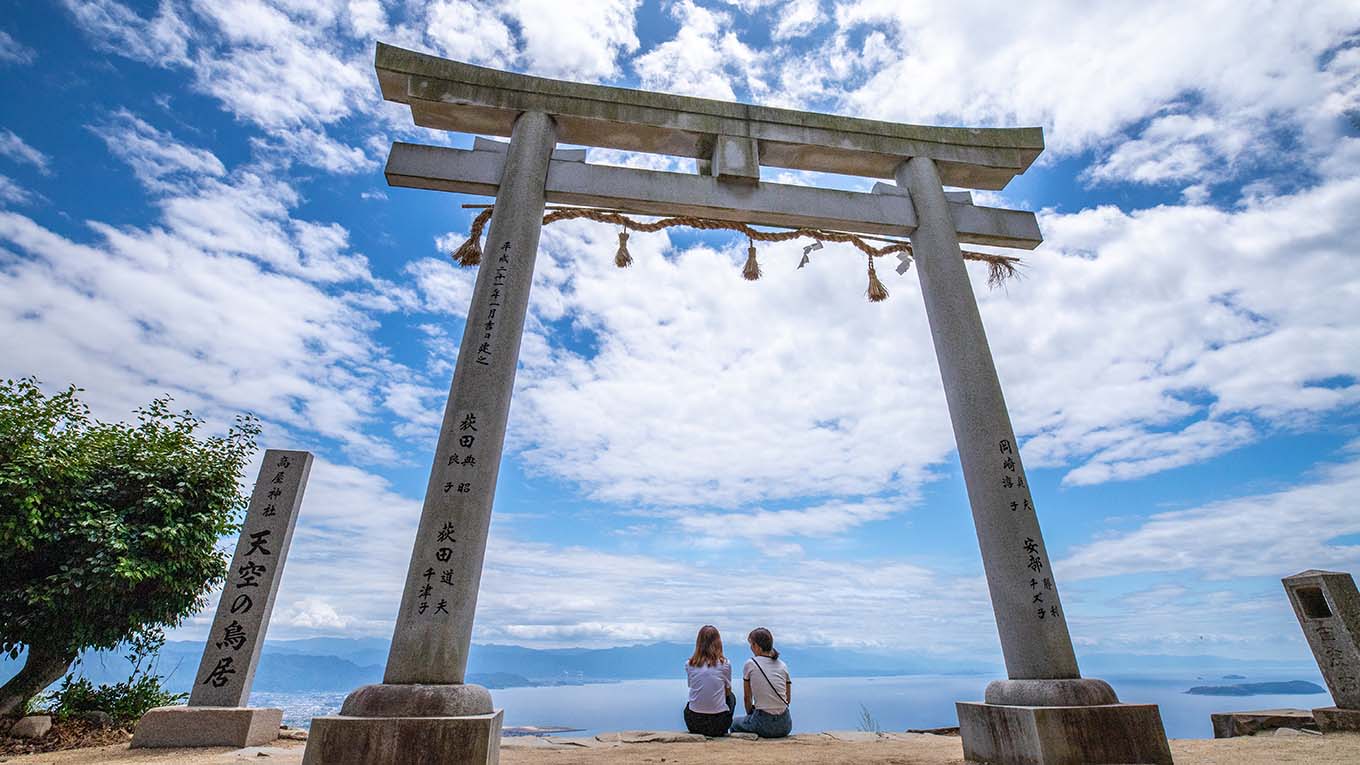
<box><xmin>731</xmin><ymin>708</ymin><xmax>792</xmax><ymax>738</ymax></box>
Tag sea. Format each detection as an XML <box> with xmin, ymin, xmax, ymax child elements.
<box><xmin>250</xmin><ymin>672</ymin><xmax>1332</xmax><ymax>739</ymax></box>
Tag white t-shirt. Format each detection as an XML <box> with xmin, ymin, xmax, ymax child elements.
<box><xmin>743</xmin><ymin>656</ymin><xmax>790</xmax><ymax>714</ymax></box>
<box><xmin>685</xmin><ymin>660</ymin><xmax>732</xmax><ymax>714</ymax></box>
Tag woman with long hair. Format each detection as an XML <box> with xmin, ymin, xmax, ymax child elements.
<box><xmin>683</xmin><ymin>625</ymin><xmax>735</xmax><ymax>736</ymax></box>
<box><xmin>730</xmin><ymin>627</ymin><xmax>792</xmax><ymax>738</ymax></box>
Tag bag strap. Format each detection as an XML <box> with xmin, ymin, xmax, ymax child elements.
<box><xmin>751</xmin><ymin>657</ymin><xmax>788</xmax><ymax>708</ymax></box>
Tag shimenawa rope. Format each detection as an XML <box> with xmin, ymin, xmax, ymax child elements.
<box><xmin>451</xmin><ymin>206</ymin><xmax>1022</xmax><ymax>300</ymax></box>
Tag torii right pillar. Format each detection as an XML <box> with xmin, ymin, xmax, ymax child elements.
<box><xmin>900</xmin><ymin>156</ymin><xmax>1174</xmax><ymax>765</ymax></box>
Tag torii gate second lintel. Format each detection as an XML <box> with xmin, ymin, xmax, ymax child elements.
<box><xmin>300</xmin><ymin>43</ymin><xmax>1173</xmax><ymax>765</ymax></box>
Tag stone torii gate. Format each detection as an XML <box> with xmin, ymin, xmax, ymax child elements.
<box><xmin>304</xmin><ymin>43</ymin><xmax>1172</xmax><ymax>765</ymax></box>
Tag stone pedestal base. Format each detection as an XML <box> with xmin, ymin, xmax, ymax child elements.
<box><xmin>303</xmin><ymin>710</ymin><xmax>503</xmax><ymax>765</ymax></box>
<box><xmin>957</xmin><ymin>702</ymin><xmax>1172</xmax><ymax>765</ymax></box>
<box><xmin>130</xmin><ymin>705</ymin><xmax>282</xmax><ymax>748</ymax></box>
<box><xmin>1209</xmin><ymin>708</ymin><xmax>1316</xmax><ymax>738</ymax></box>
<box><xmin>1313</xmin><ymin>706</ymin><xmax>1360</xmax><ymax>733</ymax></box>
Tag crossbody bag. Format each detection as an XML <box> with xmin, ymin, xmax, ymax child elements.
<box><xmin>751</xmin><ymin>657</ymin><xmax>789</xmax><ymax>709</ymax></box>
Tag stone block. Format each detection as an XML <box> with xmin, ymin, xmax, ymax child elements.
<box><xmin>10</xmin><ymin>715</ymin><xmax>52</xmax><ymax>739</ymax></box>
<box><xmin>957</xmin><ymin>702</ymin><xmax>1172</xmax><ymax>765</ymax></box>
<box><xmin>1209</xmin><ymin>708</ymin><xmax>1315</xmax><ymax>738</ymax></box>
<box><xmin>302</xmin><ymin>710</ymin><xmax>502</xmax><ymax>765</ymax></box>
<box><xmin>1313</xmin><ymin>705</ymin><xmax>1360</xmax><ymax>732</ymax></box>
<box><xmin>1282</xmin><ymin>569</ymin><xmax>1360</xmax><ymax>708</ymax></box>
<box><xmin>130</xmin><ymin>705</ymin><xmax>282</xmax><ymax>748</ymax></box>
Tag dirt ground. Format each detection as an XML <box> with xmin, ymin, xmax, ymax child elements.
<box><xmin>2</xmin><ymin>731</ymin><xmax>1359</xmax><ymax>765</ymax></box>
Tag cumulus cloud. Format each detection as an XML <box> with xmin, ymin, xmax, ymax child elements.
<box><xmin>633</xmin><ymin>0</ymin><xmax>764</xmax><ymax>101</ymax></box>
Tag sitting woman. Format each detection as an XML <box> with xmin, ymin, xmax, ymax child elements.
<box><xmin>683</xmin><ymin>625</ymin><xmax>736</xmax><ymax>737</ymax></box>
<box><xmin>731</xmin><ymin>627</ymin><xmax>792</xmax><ymax>738</ymax></box>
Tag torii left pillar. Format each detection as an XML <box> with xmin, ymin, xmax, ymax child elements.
<box><xmin>305</xmin><ymin>111</ymin><xmax>557</xmax><ymax>765</ymax></box>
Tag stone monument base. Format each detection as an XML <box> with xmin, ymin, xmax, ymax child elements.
<box><xmin>1313</xmin><ymin>706</ymin><xmax>1360</xmax><ymax>733</ymax></box>
<box><xmin>130</xmin><ymin>705</ymin><xmax>282</xmax><ymax>748</ymax></box>
<box><xmin>302</xmin><ymin>710</ymin><xmax>503</xmax><ymax>765</ymax></box>
<box><xmin>957</xmin><ymin>702</ymin><xmax>1172</xmax><ymax>764</ymax></box>
<box><xmin>1210</xmin><ymin>708</ymin><xmax>1316</xmax><ymax>738</ymax></box>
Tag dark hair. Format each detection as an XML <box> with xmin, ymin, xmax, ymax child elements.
<box><xmin>689</xmin><ymin>625</ymin><xmax>726</xmax><ymax>667</ymax></box>
<box><xmin>748</xmin><ymin>627</ymin><xmax>778</xmax><ymax>661</ymax></box>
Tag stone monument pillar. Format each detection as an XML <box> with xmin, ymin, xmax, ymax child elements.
<box><xmin>304</xmin><ymin>110</ymin><xmax>558</xmax><ymax>765</ymax></box>
<box><xmin>1283</xmin><ymin>569</ymin><xmax>1360</xmax><ymax>732</ymax></box>
<box><xmin>899</xmin><ymin>156</ymin><xmax>1172</xmax><ymax>764</ymax></box>
<box><xmin>132</xmin><ymin>449</ymin><xmax>313</xmax><ymax>748</ymax></box>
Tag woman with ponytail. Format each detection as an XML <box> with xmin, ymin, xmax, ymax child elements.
<box><xmin>730</xmin><ymin>627</ymin><xmax>792</xmax><ymax>738</ymax></box>
<box><xmin>683</xmin><ymin>625</ymin><xmax>736</xmax><ymax>736</ymax></box>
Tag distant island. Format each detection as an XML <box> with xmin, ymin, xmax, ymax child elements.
<box><xmin>1222</xmin><ymin>674</ymin><xmax>1247</xmax><ymax>680</ymax></box>
<box><xmin>1186</xmin><ymin>680</ymin><xmax>1326</xmax><ymax>696</ymax></box>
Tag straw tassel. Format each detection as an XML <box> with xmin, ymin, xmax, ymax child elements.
<box><xmin>615</xmin><ymin>230</ymin><xmax>633</xmax><ymax>268</ymax></box>
<box><xmin>866</xmin><ymin>254</ymin><xmax>889</xmax><ymax>302</ymax></box>
<box><xmin>453</xmin><ymin>208</ymin><xmax>494</xmax><ymax>267</ymax></box>
<box><xmin>742</xmin><ymin>239</ymin><xmax>761</xmax><ymax>281</ymax></box>
<box><xmin>453</xmin><ymin>236</ymin><xmax>482</xmax><ymax>266</ymax></box>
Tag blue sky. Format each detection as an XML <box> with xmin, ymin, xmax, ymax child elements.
<box><xmin>2</xmin><ymin>1</ymin><xmax>1360</xmax><ymax>669</ymax></box>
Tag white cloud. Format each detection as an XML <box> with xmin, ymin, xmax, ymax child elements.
<box><xmin>771</xmin><ymin>0</ymin><xmax>824</xmax><ymax>40</ymax></box>
<box><xmin>1061</xmin><ymin>452</ymin><xmax>1360</xmax><ymax>581</ymax></box>
<box><xmin>0</xmin><ymin>129</ymin><xmax>51</xmax><ymax>174</ymax></box>
<box><xmin>835</xmin><ymin>2</ymin><xmax>1360</xmax><ymax>160</ymax></box>
<box><xmin>508</xmin><ymin>0</ymin><xmax>640</xmax><ymax>80</ymax></box>
<box><xmin>88</xmin><ymin>110</ymin><xmax>226</xmax><ymax>191</ymax></box>
<box><xmin>62</xmin><ymin>0</ymin><xmax>191</xmax><ymax>65</ymax></box>
<box><xmin>0</xmin><ymin>175</ymin><xmax>32</xmax><ymax>206</ymax></box>
<box><xmin>633</xmin><ymin>0</ymin><xmax>764</xmax><ymax>101</ymax></box>
<box><xmin>1083</xmin><ymin>113</ymin><xmax>1255</xmax><ymax>187</ymax></box>
<box><xmin>676</xmin><ymin>499</ymin><xmax>905</xmax><ymax>541</ymax></box>
<box><xmin>0</xmin><ymin>29</ymin><xmax>37</xmax><ymax>65</ymax></box>
<box><xmin>424</xmin><ymin>0</ymin><xmax>518</xmax><ymax>71</ymax></box>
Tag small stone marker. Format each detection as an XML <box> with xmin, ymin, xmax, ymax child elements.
<box><xmin>1283</xmin><ymin>569</ymin><xmax>1360</xmax><ymax>732</ymax></box>
<box><xmin>132</xmin><ymin>449</ymin><xmax>313</xmax><ymax>749</ymax></box>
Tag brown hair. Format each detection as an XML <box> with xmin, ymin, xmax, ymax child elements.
<box><xmin>688</xmin><ymin>625</ymin><xmax>726</xmax><ymax>667</ymax></box>
<box><xmin>748</xmin><ymin>627</ymin><xmax>779</xmax><ymax>661</ymax></box>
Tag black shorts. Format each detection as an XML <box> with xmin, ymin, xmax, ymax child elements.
<box><xmin>684</xmin><ymin>690</ymin><xmax>736</xmax><ymax>737</ymax></box>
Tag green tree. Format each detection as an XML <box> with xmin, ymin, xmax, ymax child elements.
<box><xmin>0</xmin><ymin>378</ymin><xmax>258</xmax><ymax>717</ymax></box>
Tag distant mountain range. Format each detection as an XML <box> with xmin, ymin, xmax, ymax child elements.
<box><xmin>0</xmin><ymin>638</ymin><xmax>1318</xmax><ymax>696</ymax></box>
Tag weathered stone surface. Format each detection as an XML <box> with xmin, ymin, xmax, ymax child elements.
<box><xmin>303</xmin><ymin>711</ymin><xmax>502</xmax><ymax>765</ymax></box>
<box><xmin>279</xmin><ymin>727</ymin><xmax>309</xmax><ymax>741</ymax></box>
<box><xmin>985</xmin><ymin>678</ymin><xmax>1118</xmax><ymax>706</ymax></box>
<box><xmin>729</xmin><ymin>732</ymin><xmax>759</xmax><ymax>740</ymax></box>
<box><xmin>900</xmin><ymin>155</ymin><xmax>1078</xmax><ymax>681</ymax></box>
<box><xmin>595</xmin><ymin>730</ymin><xmax>707</xmax><ymax>744</ymax></box>
<box><xmin>72</xmin><ymin>710</ymin><xmax>113</xmax><ymax>727</ymax></box>
<box><xmin>1273</xmin><ymin>726</ymin><xmax>1321</xmax><ymax>736</ymax></box>
<box><xmin>340</xmin><ymin>683</ymin><xmax>492</xmax><ymax>717</ymax></box>
<box><xmin>9</xmin><ymin>715</ymin><xmax>52</xmax><ymax>739</ymax></box>
<box><xmin>384</xmin><ymin>112</ymin><xmax>556</xmax><ymax>687</ymax></box>
<box><xmin>543</xmin><ymin>735</ymin><xmax>611</xmax><ymax>748</ymax></box>
<box><xmin>957</xmin><ymin>702</ymin><xmax>1173</xmax><ymax>764</ymax></box>
<box><xmin>130</xmin><ymin>706</ymin><xmax>282</xmax><ymax>748</ymax></box>
<box><xmin>1314</xmin><ymin>705</ymin><xmax>1360</xmax><ymax>732</ymax></box>
<box><xmin>191</xmin><ymin>449</ymin><xmax>312</xmax><ymax>707</ymax></box>
<box><xmin>905</xmin><ymin>726</ymin><xmax>960</xmax><ymax>735</ymax></box>
<box><xmin>1209</xmin><ymin>708</ymin><xmax>1316</xmax><ymax>738</ymax></box>
<box><xmin>1283</xmin><ymin>570</ymin><xmax>1360</xmax><ymax>709</ymax></box>
<box><xmin>375</xmin><ymin>43</ymin><xmax>1044</xmax><ymax>190</ymax></box>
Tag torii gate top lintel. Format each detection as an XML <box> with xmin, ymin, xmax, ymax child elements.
<box><xmin>376</xmin><ymin>42</ymin><xmax>1043</xmax><ymax>191</ymax></box>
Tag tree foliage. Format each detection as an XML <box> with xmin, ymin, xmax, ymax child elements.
<box><xmin>0</xmin><ymin>378</ymin><xmax>258</xmax><ymax>715</ymax></box>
